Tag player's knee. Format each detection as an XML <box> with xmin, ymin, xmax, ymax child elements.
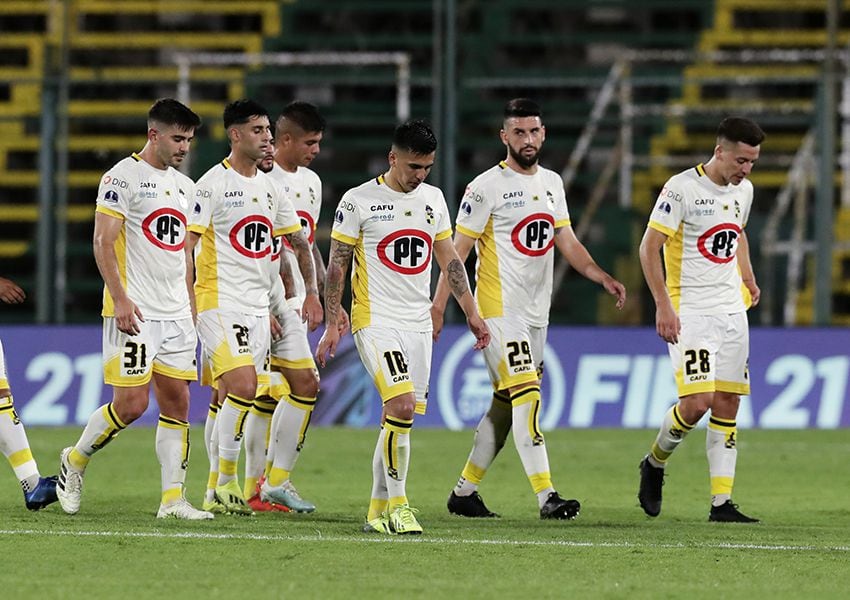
<box><xmin>113</xmin><ymin>394</ymin><xmax>149</xmax><ymax>424</ymax></box>
<box><xmin>712</xmin><ymin>392</ymin><xmax>740</xmax><ymax>417</ymax></box>
<box><xmin>384</xmin><ymin>395</ymin><xmax>416</xmax><ymax>421</ymax></box>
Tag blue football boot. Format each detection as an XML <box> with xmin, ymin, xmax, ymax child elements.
<box><xmin>24</xmin><ymin>475</ymin><xmax>59</xmax><ymax>511</ymax></box>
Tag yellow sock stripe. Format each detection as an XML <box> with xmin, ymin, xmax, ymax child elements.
<box><xmin>709</xmin><ymin>416</ymin><xmax>737</xmax><ymax>432</ymax></box>
<box><xmin>219</xmin><ymin>457</ymin><xmax>237</xmax><ymax>477</ymax></box>
<box><xmin>710</xmin><ymin>476</ymin><xmax>735</xmax><ymax>496</ymax></box>
<box><xmin>225</xmin><ymin>394</ymin><xmax>253</xmax><ymax>409</ymax></box>
<box><xmin>69</xmin><ymin>448</ymin><xmax>90</xmax><ymax>470</ymax></box>
<box><xmin>368</xmin><ymin>498</ymin><xmax>389</xmax><ymax>521</ymax></box>
<box><xmin>181</xmin><ymin>424</ymin><xmax>190</xmax><ymax>467</ymax></box>
<box><xmin>161</xmin><ymin>487</ymin><xmax>182</xmax><ymax>505</ymax></box>
<box><xmin>672</xmin><ymin>405</ymin><xmax>695</xmax><ymax>431</ymax></box>
<box><xmin>383</xmin><ymin>416</ymin><xmax>413</xmax><ymax>434</ymax></box>
<box><xmin>105</xmin><ymin>402</ymin><xmax>128</xmax><ymax>430</ymax></box>
<box><xmin>244</xmin><ymin>477</ymin><xmax>258</xmax><ymax>499</ymax></box>
<box><xmin>252</xmin><ymin>398</ymin><xmax>278</xmax><ymax>415</ymax></box>
<box><xmin>461</xmin><ymin>460</ymin><xmax>486</xmax><ymax>484</ymax></box>
<box><xmin>208</xmin><ymin>403</ymin><xmax>219</xmax><ymax>418</ymax></box>
<box><xmin>286</xmin><ymin>394</ymin><xmax>317</xmax><ymax>410</ymax></box>
<box><xmin>7</xmin><ymin>447</ymin><xmax>34</xmax><ymax>468</ymax></box>
<box><xmin>528</xmin><ymin>471</ymin><xmax>553</xmax><ymax>494</ymax></box>
<box><xmin>0</xmin><ymin>399</ymin><xmax>14</xmax><ymax>411</ymax></box>
<box><xmin>297</xmin><ymin>409</ymin><xmax>313</xmax><ymax>450</ymax></box>
<box><xmin>388</xmin><ymin>495</ymin><xmax>408</xmax><ymax>509</ymax></box>
<box><xmin>89</xmin><ymin>404</ymin><xmax>125</xmax><ymax>452</ymax></box>
<box><xmin>527</xmin><ymin>392</ymin><xmax>543</xmax><ymax>443</ymax></box>
<box><xmin>268</xmin><ymin>466</ymin><xmax>290</xmax><ymax>488</ymax></box>
<box><xmin>157</xmin><ymin>415</ymin><xmax>189</xmax><ymax>430</ymax></box>
<box><xmin>510</xmin><ymin>385</ymin><xmax>541</xmax><ymax>407</ymax></box>
<box><xmin>206</xmin><ymin>471</ymin><xmax>218</xmax><ymax>490</ymax></box>
<box><xmin>650</xmin><ymin>442</ymin><xmax>671</xmax><ymax>463</ymax></box>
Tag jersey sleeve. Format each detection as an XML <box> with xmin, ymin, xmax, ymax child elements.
<box><xmin>188</xmin><ymin>174</ymin><xmax>215</xmax><ymax>234</ymax></box>
<box><xmin>455</xmin><ymin>179</ymin><xmax>493</xmax><ymax>239</ymax></box>
<box><xmin>648</xmin><ymin>179</ymin><xmax>685</xmax><ymax>238</ymax></box>
<box><xmin>434</xmin><ymin>191</ymin><xmax>453</xmax><ymax>241</ymax></box>
<box><xmin>272</xmin><ymin>180</ymin><xmax>301</xmax><ymax>236</ymax></box>
<box><xmin>313</xmin><ymin>173</ymin><xmax>323</xmax><ymax>233</ymax></box>
<box><xmin>741</xmin><ymin>182</ymin><xmax>753</xmax><ymax>228</ymax></box>
<box><xmin>553</xmin><ymin>178</ymin><xmax>571</xmax><ymax>228</ymax></box>
<box><xmin>95</xmin><ymin>166</ymin><xmax>134</xmax><ymax>220</ymax></box>
<box><xmin>330</xmin><ymin>191</ymin><xmax>361</xmax><ymax>246</ymax></box>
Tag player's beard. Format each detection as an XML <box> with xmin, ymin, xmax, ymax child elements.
<box><xmin>508</xmin><ymin>144</ymin><xmax>539</xmax><ymax>169</ymax></box>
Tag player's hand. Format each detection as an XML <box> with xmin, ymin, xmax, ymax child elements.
<box><xmin>0</xmin><ymin>277</ymin><xmax>25</xmax><ymax>304</ymax></box>
<box><xmin>603</xmin><ymin>276</ymin><xmax>627</xmax><ymax>310</ymax></box>
<box><xmin>115</xmin><ymin>295</ymin><xmax>144</xmax><ymax>336</ymax></box>
<box><xmin>655</xmin><ymin>302</ymin><xmax>680</xmax><ymax>345</ymax></box>
<box><xmin>430</xmin><ymin>304</ymin><xmax>445</xmax><ymax>342</ymax></box>
<box><xmin>270</xmin><ymin>313</ymin><xmax>283</xmax><ymax>341</ymax></box>
<box><xmin>302</xmin><ymin>293</ymin><xmax>323</xmax><ymax>332</ymax></box>
<box><xmin>744</xmin><ymin>278</ymin><xmax>761</xmax><ymax>307</ymax></box>
<box><xmin>466</xmin><ymin>313</ymin><xmax>490</xmax><ymax>350</ymax></box>
<box><xmin>338</xmin><ymin>307</ymin><xmax>351</xmax><ymax>336</ymax></box>
<box><xmin>315</xmin><ymin>325</ymin><xmax>341</xmax><ymax>368</ymax></box>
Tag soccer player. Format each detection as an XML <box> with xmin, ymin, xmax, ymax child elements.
<box><xmin>637</xmin><ymin>117</ymin><xmax>764</xmax><ymax>523</ymax></box>
<box><xmin>0</xmin><ymin>276</ymin><xmax>58</xmax><ymax>510</ymax></box>
<box><xmin>253</xmin><ymin>101</ymin><xmax>344</xmax><ymax>513</ymax></box>
<box><xmin>432</xmin><ymin>98</ymin><xmax>626</xmax><ymax>520</ymax></box>
<box><xmin>56</xmin><ymin>99</ymin><xmax>212</xmax><ymax>519</ymax></box>
<box><xmin>187</xmin><ymin>99</ymin><xmax>321</xmax><ymax>516</ymax></box>
<box><xmin>316</xmin><ymin>119</ymin><xmax>490</xmax><ymax>535</ymax></box>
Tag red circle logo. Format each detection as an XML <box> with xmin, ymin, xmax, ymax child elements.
<box><xmin>229</xmin><ymin>215</ymin><xmax>274</xmax><ymax>259</ymax></box>
<box><xmin>511</xmin><ymin>213</ymin><xmax>555</xmax><ymax>257</ymax></box>
<box><xmin>377</xmin><ymin>229</ymin><xmax>432</xmax><ymax>275</ymax></box>
<box><xmin>697</xmin><ymin>223</ymin><xmax>741</xmax><ymax>264</ymax></box>
<box><xmin>141</xmin><ymin>208</ymin><xmax>186</xmax><ymax>251</ymax></box>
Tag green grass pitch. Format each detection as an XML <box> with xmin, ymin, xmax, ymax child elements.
<box><xmin>1</xmin><ymin>427</ymin><xmax>848</xmax><ymax>598</ymax></box>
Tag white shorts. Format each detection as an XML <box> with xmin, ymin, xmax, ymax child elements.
<box><xmin>270</xmin><ymin>306</ymin><xmax>316</xmax><ymax>371</ymax></box>
<box><xmin>102</xmin><ymin>317</ymin><xmax>197</xmax><ymax>387</ymax></box>
<box><xmin>353</xmin><ymin>326</ymin><xmax>432</xmax><ymax>415</ymax></box>
<box><xmin>481</xmin><ymin>316</ymin><xmax>547</xmax><ymax>391</ymax></box>
<box><xmin>0</xmin><ymin>338</ymin><xmax>8</xmax><ymax>390</ymax></box>
<box><xmin>669</xmin><ymin>312</ymin><xmax>750</xmax><ymax>397</ymax></box>
<box><xmin>197</xmin><ymin>309</ymin><xmax>270</xmax><ymax>385</ymax></box>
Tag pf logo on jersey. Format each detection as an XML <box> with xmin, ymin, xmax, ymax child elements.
<box><xmin>697</xmin><ymin>223</ymin><xmax>741</xmax><ymax>264</ymax></box>
<box><xmin>377</xmin><ymin>228</ymin><xmax>432</xmax><ymax>275</ymax></box>
<box><xmin>142</xmin><ymin>208</ymin><xmax>187</xmax><ymax>251</ymax></box>
<box><xmin>511</xmin><ymin>213</ymin><xmax>555</xmax><ymax>257</ymax></box>
<box><xmin>229</xmin><ymin>215</ymin><xmax>274</xmax><ymax>259</ymax></box>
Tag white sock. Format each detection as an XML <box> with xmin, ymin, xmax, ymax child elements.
<box><xmin>156</xmin><ymin>415</ymin><xmax>189</xmax><ymax>505</ymax></box>
<box><xmin>454</xmin><ymin>390</ymin><xmax>512</xmax><ymax>496</ymax></box>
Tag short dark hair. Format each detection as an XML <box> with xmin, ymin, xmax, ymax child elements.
<box><xmin>276</xmin><ymin>101</ymin><xmax>326</xmax><ymax>134</ymax></box>
<box><xmin>503</xmin><ymin>98</ymin><xmax>542</xmax><ymax>120</ymax></box>
<box><xmin>148</xmin><ymin>98</ymin><xmax>201</xmax><ymax>131</ymax></box>
<box><xmin>392</xmin><ymin>119</ymin><xmax>437</xmax><ymax>155</ymax></box>
<box><xmin>717</xmin><ymin>117</ymin><xmax>765</xmax><ymax>147</ymax></box>
<box><xmin>223</xmin><ymin>98</ymin><xmax>269</xmax><ymax>130</ymax></box>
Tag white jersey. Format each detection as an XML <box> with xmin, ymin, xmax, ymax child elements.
<box><xmin>266</xmin><ymin>163</ymin><xmax>322</xmax><ymax>302</ymax></box>
<box><xmin>189</xmin><ymin>159</ymin><xmax>301</xmax><ymax>316</ymax></box>
<box><xmin>648</xmin><ymin>163</ymin><xmax>754</xmax><ymax>315</ymax></box>
<box><xmin>331</xmin><ymin>174</ymin><xmax>452</xmax><ymax>333</ymax></box>
<box><xmin>456</xmin><ymin>161</ymin><xmax>571</xmax><ymax>327</ymax></box>
<box><xmin>95</xmin><ymin>153</ymin><xmax>195</xmax><ymax>320</ymax></box>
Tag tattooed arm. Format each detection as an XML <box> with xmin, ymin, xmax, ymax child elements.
<box><xmin>315</xmin><ymin>238</ymin><xmax>354</xmax><ymax>366</ymax></box>
<box><xmin>433</xmin><ymin>236</ymin><xmax>489</xmax><ymax>350</ymax></box>
<box><xmin>431</xmin><ymin>232</ymin><xmax>476</xmax><ymax>341</ymax></box>
<box><xmin>284</xmin><ymin>228</ymin><xmax>323</xmax><ymax>330</ymax></box>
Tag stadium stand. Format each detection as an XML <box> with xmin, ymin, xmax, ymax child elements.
<box><xmin>0</xmin><ymin>0</ymin><xmax>844</xmax><ymax>325</ymax></box>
